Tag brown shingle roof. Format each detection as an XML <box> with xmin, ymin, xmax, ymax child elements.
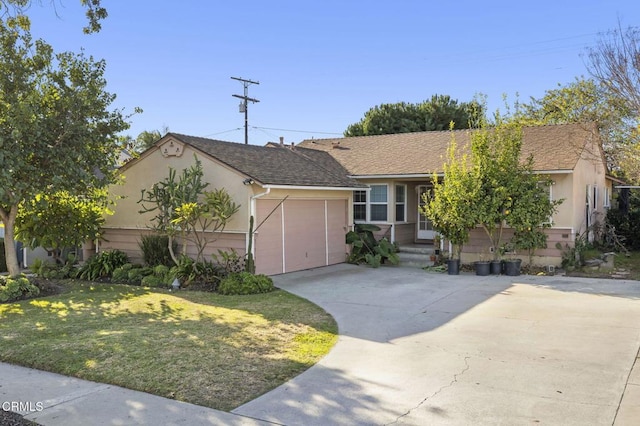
<box><xmin>169</xmin><ymin>133</ymin><xmax>364</xmax><ymax>188</ymax></box>
<box><xmin>297</xmin><ymin>123</ymin><xmax>601</xmax><ymax>176</ymax></box>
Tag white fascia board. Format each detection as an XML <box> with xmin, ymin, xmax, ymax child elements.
<box><xmin>348</xmin><ymin>173</ymin><xmax>437</xmax><ymax>179</ymax></box>
<box><xmin>532</xmin><ymin>169</ymin><xmax>574</xmax><ymax>175</ymax></box>
<box><xmin>261</xmin><ymin>184</ymin><xmax>365</xmax><ymax>191</ymax></box>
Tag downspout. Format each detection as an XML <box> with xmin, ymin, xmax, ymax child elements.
<box><xmin>248</xmin><ymin>187</ymin><xmax>271</xmax><ymax>260</ymax></box>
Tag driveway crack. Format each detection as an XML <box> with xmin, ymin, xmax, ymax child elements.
<box><xmin>386</xmin><ymin>356</ymin><xmax>471</xmax><ymax>425</ymax></box>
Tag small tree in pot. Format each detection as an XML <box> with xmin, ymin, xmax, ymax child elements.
<box><xmin>422</xmin><ymin>130</ymin><xmax>479</xmax><ymax>274</ymax></box>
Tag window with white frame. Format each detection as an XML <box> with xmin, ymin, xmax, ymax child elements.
<box><xmin>370</xmin><ymin>184</ymin><xmax>388</xmax><ymax>221</ymax></box>
<box><xmin>352</xmin><ymin>185</ymin><xmax>389</xmax><ymax>222</ymax></box>
<box><xmin>604</xmin><ymin>186</ymin><xmax>611</xmax><ymax>208</ymax></box>
<box><xmin>539</xmin><ymin>181</ymin><xmax>554</xmax><ymax>224</ymax></box>
<box><xmin>395</xmin><ymin>184</ymin><xmax>406</xmax><ymax>222</ymax></box>
<box><xmin>353</xmin><ymin>190</ymin><xmax>367</xmax><ymax>222</ymax></box>
<box><xmin>593</xmin><ymin>185</ymin><xmax>598</xmax><ymax>210</ymax></box>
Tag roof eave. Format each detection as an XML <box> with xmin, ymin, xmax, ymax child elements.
<box><xmin>261</xmin><ymin>184</ymin><xmax>365</xmax><ymax>191</ymax></box>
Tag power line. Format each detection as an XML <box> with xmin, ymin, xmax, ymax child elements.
<box><xmin>252</xmin><ymin>126</ymin><xmax>342</xmax><ymax>135</ymax></box>
<box><xmin>203</xmin><ymin>128</ymin><xmax>243</xmax><ymax>137</ymax></box>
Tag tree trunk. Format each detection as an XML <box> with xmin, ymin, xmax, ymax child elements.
<box><xmin>0</xmin><ymin>205</ymin><xmax>21</xmax><ymax>276</ymax></box>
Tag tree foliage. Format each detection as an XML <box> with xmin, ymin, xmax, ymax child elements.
<box><xmin>1</xmin><ymin>0</ymin><xmax>106</xmax><ymax>33</ymax></box>
<box><xmin>469</xmin><ymin>117</ymin><xmax>562</xmax><ymax>260</ymax></box>
<box><xmin>514</xmin><ymin>78</ymin><xmax>635</xmax><ymax>176</ymax></box>
<box><xmin>125</xmin><ymin>127</ymin><xmax>168</xmax><ymax>154</ymax></box>
<box><xmin>0</xmin><ymin>21</ymin><xmax>131</xmax><ymax>276</ymax></box>
<box><xmin>421</xmin><ymin>130</ymin><xmax>479</xmax><ymax>260</ymax></box>
<box><xmin>15</xmin><ymin>190</ymin><xmax>111</xmax><ymax>263</ymax></box>
<box><xmin>138</xmin><ymin>157</ymin><xmax>240</xmax><ymax>264</ymax></box>
<box><xmin>423</xmin><ymin>118</ymin><xmax>562</xmax><ymax>262</ymax></box>
<box><xmin>344</xmin><ymin>94</ymin><xmax>483</xmax><ymax>136</ymax></box>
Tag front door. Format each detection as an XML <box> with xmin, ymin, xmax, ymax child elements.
<box><xmin>417</xmin><ymin>185</ymin><xmax>435</xmax><ymax>240</ymax></box>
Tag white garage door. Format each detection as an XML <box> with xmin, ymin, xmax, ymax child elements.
<box><xmin>254</xmin><ymin>199</ymin><xmax>348</xmax><ymax>275</ymax></box>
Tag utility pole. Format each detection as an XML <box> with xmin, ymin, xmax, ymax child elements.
<box><xmin>231</xmin><ymin>76</ymin><xmax>259</xmax><ymax>144</ymax></box>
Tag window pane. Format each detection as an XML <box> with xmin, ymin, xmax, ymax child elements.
<box><xmin>395</xmin><ymin>203</ymin><xmax>405</xmax><ymax>222</ymax></box>
<box><xmin>371</xmin><ymin>204</ymin><xmax>387</xmax><ymax>221</ymax></box>
<box><xmin>395</xmin><ymin>185</ymin><xmax>405</xmax><ymax>202</ymax></box>
<box><xmin>370</xmin><ymin>185</ymin><xmax>387</xmax><ymax>203</ymax></box>
<box><xmin>354</xmin><ymin>190</ymin><xmax>367</xmax><ymax>203</ymax></box>
<box><xmin>354</xmin><ymin>204</ymin><xmax>366</xmax><ymax>221</ymax></box>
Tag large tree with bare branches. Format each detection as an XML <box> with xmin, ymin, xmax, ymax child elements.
<box><xmin>587</xmin><ymin>24</ymin><xmax>640</xmax><ymax>183</ymax></box>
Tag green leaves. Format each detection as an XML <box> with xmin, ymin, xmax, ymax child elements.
<box><xmin>424</xmin><ymin>117</ymin><xmax>562</xmax><ymax>260</ymax></box>
<box><xmin>15</xmin><ymin>189</ymin><xmax>111</xmax><ymax>260</ymax></box>
<box><xmin>138</xmin><ymin>157</ymin><xmax>240</xmax><ymax>264</ymax></box>
<box><xmin>344</xmin><ymin>95</ymin><xmax>484</xmax><ymax>136</ymax></box>
<box><xmin>0</xmin><ymin>15</ymin><xmax>132</xmax><ymax>274</ymax></box>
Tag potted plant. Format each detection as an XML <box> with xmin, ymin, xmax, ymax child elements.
<box><xmin>419</xmin><ymin>130</ymin><xmax>479</xmax><ymax>275</ymax></box>
<box><xmin>501</xmin><ymin>243</ymin><xmax>522</xmax><ymax>276</ymax></box>
<box><xmin>475</xmin><ymin>249</ymin><xmax>491</xmax><ymax>276</ymax></box>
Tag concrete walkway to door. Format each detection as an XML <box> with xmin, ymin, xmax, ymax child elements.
<box><xmin>234</xmin><ymin>264</ymin><xmax>640</xmax><ymax>425</ymax></box>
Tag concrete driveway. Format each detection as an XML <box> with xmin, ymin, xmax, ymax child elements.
<box><xmin>234</xmin><ymin>264</ymin><xmax>640</xmax><ymax>425</ymax></box>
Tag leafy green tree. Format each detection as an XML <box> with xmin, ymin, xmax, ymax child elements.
<box><xmin>469</xmin><ymin>117</ymin><xmax>562</xmax><ymax>260</ymax></box>
<box><xmin>0</xmin><ymin>22</ymin><xmax>131</xmax><ymax>276</ymax></box>
<box><xmin>138</xmin><ymin>158</ymin><xmax>240</xmax><ymax>264</ymax></box>
<box><xmin>514</xmin><ymin>78</ymin><xmax>634</xmax><ymax>174</ymax></box>
<box><xmin>421</xmin><ymin>130</ymin><xmax>479</xmax><ymax>260</ymax></box>
<box><xmin>126</xmin><ymin>128</ymin><xmax>169</xmax><ymax>154</ymax></box>
<box><xmin>1</xmin><ymin>0</ymin><xmax>106</xmax><ymax>33</ymax></box>
<box><xmin>344</xmin><ymin>95</ymin><xmax>483</xmax><ymax>136</ymax></box>
<box><xmin>15</xmin><ymin>190</ymin><xmax>111</xmax><ymax>263</ymax></box>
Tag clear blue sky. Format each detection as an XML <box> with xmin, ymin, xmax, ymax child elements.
<box><xmin>26</xmin><ymin>0</ymin><xmax>640</xmax><ymax>146</ymax></box>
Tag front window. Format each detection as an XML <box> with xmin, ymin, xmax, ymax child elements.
<box><xmin>353</xmin><ymin>190</ymin><xmax>367</xmax><ymax>221</ymax></box>
<box><xmin>370</xmin><ymin>185</ymin><xmax>388</xmax><ymax>221</ymax></box>
<box><xmin>352</xmin><ymin>185</ymin><xmax>389</xmax><ymax>222</ymax></box>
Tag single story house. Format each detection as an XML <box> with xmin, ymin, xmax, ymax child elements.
<box><xmin>100</xmin><ymin>134</ymin><xmax>365</xmax><ymax>275</ymax></box>
<box><xmin>297</xmin><ymin>122</ymin><xmax>617</xmax><ymax>266</ymax></box>
<box><xmin>101</xmin><ymin>122</ymin><xmax>616</xmax><ymax>273</ymax></box>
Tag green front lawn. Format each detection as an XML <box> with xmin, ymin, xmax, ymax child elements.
<box><xmin>0</xmin><ymin>281</ymin><xmax>337</xmax><ymax>411</ymax></box>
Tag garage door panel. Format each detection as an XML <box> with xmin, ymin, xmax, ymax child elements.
<box><xmin>327</xmin><ymin>199</ymin><xmax>348</xmax><ymax>265</ymax></box>
<box><xmin>255</xmin><ymin>199</ymin><xmax>283</xmax><ymax>275</ymax></box>
<box><xmin>284</xmin><ymin>200</ymin><xmax>325</xmax><ymax>273</ymax></box>
<box><xmin>255</xmin><ymin>198</ymin><xmax>349</xmax><ymax>275</ymax></box>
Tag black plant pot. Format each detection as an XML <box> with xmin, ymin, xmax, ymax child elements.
<box><xmin>490</xmin><ymin>260</ymin><xmax>502</xmax><ymax>275</ymax></box>
<box><xmin>504</xmin><ymin>259</ymin><xmax>522</xmax><ymax>276</ymax></box>
<box><xmin>446</xmin><ymin>259</ymin><xmax>460</xmax><ymax>275</ymax></box>
<box><xmin>475</xmin><ymin>261</ymin><xmax>490</xmax><ymax>276</ymax></box>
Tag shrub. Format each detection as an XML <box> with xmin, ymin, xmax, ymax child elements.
<box><xmin>217</xmin><ymin>272</ymin><xmax>274</xmax><ymax>295</ymax></box>
<box><xmin>346</xmin><ymin>224</ymin><xmax>399</xmax><ymax>268</ymax></box>
<box><xmin>212</xmin><ymin>249</ymin><xmax>245</xmax><ymax>277</ymax></box>
<box><xmin>141</xmin><ymin>274</ymin><xmax>168</xmax><ymax>288</ymax></box>
<box><xmin>171</xmin><ymin>256</ymin><xmax>221</xmax><ymax>287</ymax></box>
<box><xmin>0</xmin><ymin>275</ymin><xmax>40</xmax><ymax>302</ymax></box>
<box><xmin>127</xmin><ymin>267</ymin><xmax>153</xmax><ymax>285</ymax></box>
<box><xmin>139</xmin><ymin>234</ymin><xmax>177</xmax><ymax>267</ymax></box>
<box><xmin>78</xmin><ymin>250</ymin><xmax>129</xmax><ymax>281</ymax></box>
<box><xmin>111</xmin><ymin>264</ymin><xmax>133</xmax><ymax>283</ymax></box>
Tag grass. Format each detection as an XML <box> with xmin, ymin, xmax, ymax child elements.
<box><xmin>0</xmin><ymin>281</ymin><xmax>337</xmax><ymax>412</ymax></box>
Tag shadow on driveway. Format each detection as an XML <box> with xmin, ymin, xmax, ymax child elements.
<box><xmin>234</xmin><ymin>264</ymin><xmax>640</xmax><ymax>425</ymax></box>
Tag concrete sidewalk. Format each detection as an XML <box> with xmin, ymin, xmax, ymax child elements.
<box><xmin>2</xmin><ymin>264</ymin><xmax>640</xmax><ymax>425</ymax></box>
